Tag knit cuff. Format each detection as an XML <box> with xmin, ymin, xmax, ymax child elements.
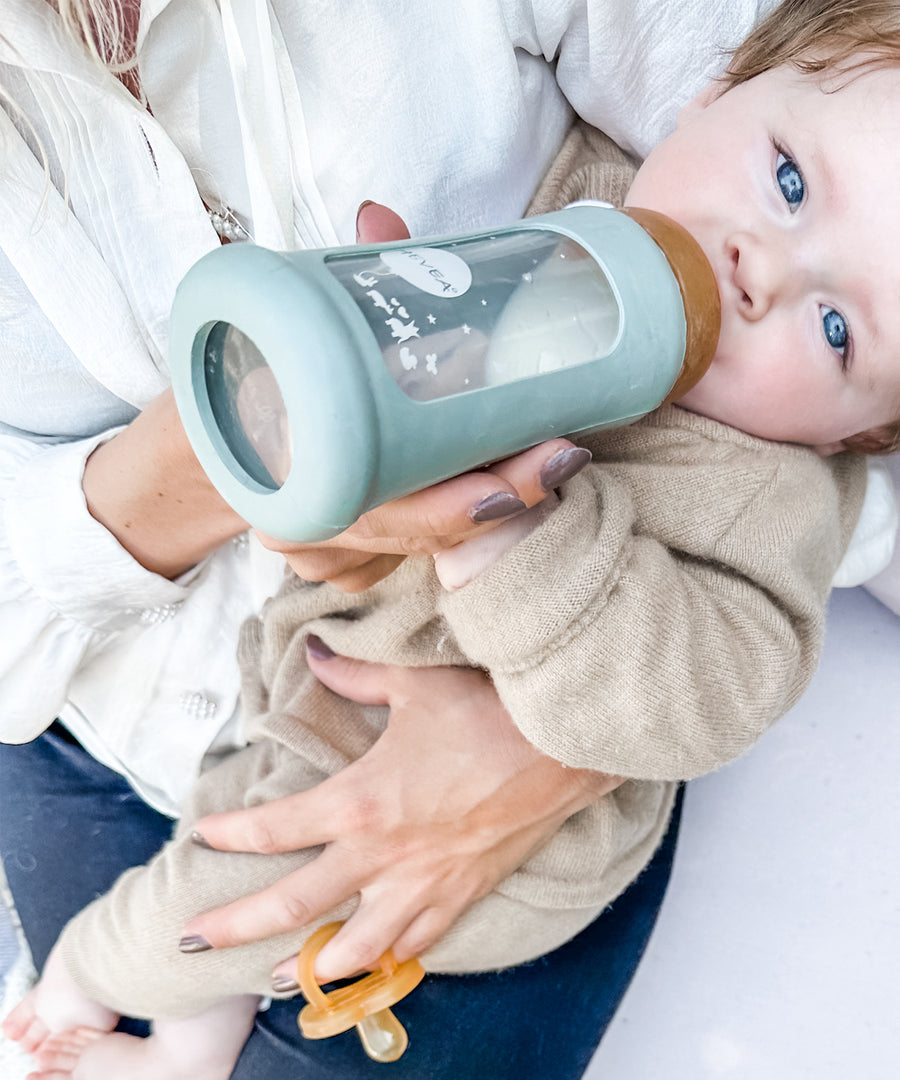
<box><xmin>439</xmin><ymin>472</ymin><xmax>626</xmax><ymax>670</ymax></box>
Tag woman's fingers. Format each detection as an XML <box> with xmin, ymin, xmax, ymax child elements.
<box><xmin>181</xmin><ymin>846</ymin><xmax>362</xmax><ymax>951</ymax></box>
<box><xmin>192</xmin><ymin>782</ymin><xmax>341</xmax><ymax>856</ymax></box>
<box><xmin>339</xmin><ymin>440</ymin><xmax>590</xmax><ymax>553</ymax></box>
<box><xmin>486</xmin><ymin>440</ymin><xmax>592</xmax><ymax>505</ymax></box>
<box><xmin>389</xmin><ymin>903</ymin><xmax>462</xmax><ymax>966</ymax></box>
<box><xmin>256</xmin><ymin>472</ymin><xmax>528</xmax><ymax>559</ymax></box>
<box><xmin>256</xmin><ymin>439</ymin><xmax>590</xmax><ymax>580</ymax></box>
<box><xmin>309</xmin><ymin>893</ymin><xmax>422</xmax><ymax>980</ymax></box>
<box><xmin>303</xmin><ymin>645</ymin><xmax>396</xmax><ymax>705</ymax></box>
<box><xmin>285</xmin><ymin>552</ymin><xmax>406</xmax><ymax>593</ymax></box>
<box><xmin>268</xmin><ymin>893</ymin><xmax>453</xmax><ymax>986</ymax></box>
<box><xmin>268</xmin><ymin>544</ymin><xmax>374</xmax><ymax>581</ymax></box>
<box><xmin>342</xmin><ymin>473</ymin><xmax>526</xmax><ymax>550</ymax></box>
<box><xmin>267</xmin><ymin>864</ymin><xmax>483</xmax><ymax>981</ymax></box>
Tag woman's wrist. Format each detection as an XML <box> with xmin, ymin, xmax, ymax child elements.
<box><xmin>492</xmin><ymin>699</ymin><xmax>622</xmax><ymax>823</ymax></box>
<box><xmin>83</xmin><ymin>389</ymin><xmax>247</xmax><ymax>579</ymax></box>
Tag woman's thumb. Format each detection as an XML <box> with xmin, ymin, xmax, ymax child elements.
<box><xmin>355</xmin><ymin>200</ymin><xmax>411</xmax><ymax>243</ymax></box>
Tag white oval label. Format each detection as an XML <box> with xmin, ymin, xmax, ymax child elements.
<box><xmin>380</xmin><ymin>246</ymin><xmax>472</xmax><ymax>298</ymax></box>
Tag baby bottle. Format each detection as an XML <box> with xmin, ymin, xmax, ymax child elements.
<box><xmin>169</xmin><ymin>204</ymin><xmax>720</xmax><ymax>541</ymax></box>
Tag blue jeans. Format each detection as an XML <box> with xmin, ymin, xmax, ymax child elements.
<box><xmin>0</xmin><ymin>725</ymin><xmax>682</xmax><ymax>1079</ymax></box>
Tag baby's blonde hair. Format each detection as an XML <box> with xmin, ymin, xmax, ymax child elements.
<box><xmin>722</xmin><ymin>0</ymin><xmax>900</xmax><ymax>454</ymax></box>
<box><xmin>723</xmin><ymin>0</ymin><xmax>900</xmax><ymax>90</ymax></box>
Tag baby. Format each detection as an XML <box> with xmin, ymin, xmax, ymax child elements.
<box><xmin>7</xmin><ymin>0</ymin><xmax>900</xmax><ymax>1076</ymax></box>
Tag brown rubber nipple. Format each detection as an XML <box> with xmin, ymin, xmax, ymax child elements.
<box><xmin>621</xmin><ymin>207</ymin><xmax>721</xmax><ymax>403</ymax></box>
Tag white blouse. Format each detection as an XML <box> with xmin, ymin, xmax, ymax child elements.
<box><xmin>0</xmin><ymin>0</ymin><xmax>812</xmax><ymax>814</ymax></box>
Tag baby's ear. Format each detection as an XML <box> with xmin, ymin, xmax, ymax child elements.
<box><xmin>677</xmin><ymin>80</ymin><xmax>724</xmax><ymax>126</ymax></box>
<box><xmin>839</xmin><ymin>424</ymin><xmax>900</xmax><ymax>456</ymax></box>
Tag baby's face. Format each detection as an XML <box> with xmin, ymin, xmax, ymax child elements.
<box><xmin>625</xmin><ymin>61</ymin><xmax>900</xmax><ymax>453</ymax></box>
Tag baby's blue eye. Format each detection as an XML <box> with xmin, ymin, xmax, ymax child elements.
<box><xmin>776</xmin><ymin>152</ymin><xmax>804</xmax><ymax>210</ymax></box>
<box><xmin>822</xmin><ymin>306</ymin><xmax>848</xmax><ymax>355</ymax></box>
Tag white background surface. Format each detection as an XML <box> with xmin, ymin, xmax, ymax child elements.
<box><xmin>585</xmin><ymin>586</ymin><xmax>900</xmax><ymax>1080</ymax></box>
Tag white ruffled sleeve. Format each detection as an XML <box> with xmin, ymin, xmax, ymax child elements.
<box><xmin>0</xmin><ymin>431</ymin><xmax>194</xmax><ymax>742</ymax></box>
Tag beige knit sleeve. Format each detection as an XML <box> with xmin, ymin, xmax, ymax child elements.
<box><xmin>439</xmin><ymin>416</ymin><xmax>865</xmax><ymax>781</ymax></box>
<box><xmin>525</xmin><ymin>120</ymin><xmax>638</xmax><ymax>215</ymax></box>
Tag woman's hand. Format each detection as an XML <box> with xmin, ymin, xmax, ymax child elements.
<box><xmin>182</xmin><ymin>647</ymin><xmax>622</xmax><ymax>982</ymax></box>
<box><xmin>256</xmin><ymin>439</ymin><xmax>590</xmax><ymax>591</ymax></box>
<box><xmin>83</xmin><ymin>385</ymin><xmax>585</xmax><ymax>587</ymax></box>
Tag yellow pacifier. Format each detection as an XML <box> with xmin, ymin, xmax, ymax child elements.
<box><xmin>296</xmin><ymin>921</ymin><xmax>425</xmax><ymax>1063</ymax></box>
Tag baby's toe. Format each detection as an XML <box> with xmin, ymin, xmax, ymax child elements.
<box><xmin>35</xmin><ymin>1027</ymin><xmax>105</xmax><ymax>1071</ymax></box>
<box><xmin>2</xmin><ymin>989</ymin><xmax>38</xmax><ymax>1040</ymax></box>
<box><xmin>18</xmin><ymin>1014</ymin><xmax>52</xmax><ymax>1056</ymax></box>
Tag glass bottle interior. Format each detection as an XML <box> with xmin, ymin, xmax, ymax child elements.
<box><xmin>325</xmin><ymin>229</ymin><xmax>622</xmax><ymax>402</ymax></box>
<box><xmin>204</xmin><ymin>322</ymin><xmax>293</xmax><ymax>489</ymax></box>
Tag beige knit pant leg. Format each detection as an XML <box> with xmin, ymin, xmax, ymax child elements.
<box><xmin>57</xmin><ymin>740</ymin><xmax>607</xmax><ymax>1020</ymax></box>
<box><xmin>56</xmin><ymin>739</ymin><xmax>357</xmax><ymax>1020</ymax></box>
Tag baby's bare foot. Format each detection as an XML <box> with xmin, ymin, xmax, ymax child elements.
<box><xmin>38</xmin><ymin>1029</ymin><xmax>237</xmax><ymax>1080</ymax></box>
<box><xmin>3</xmin><ymin>945</ymin><xmax>119</xmax><ymax>1066</ymax></box>
<box><xmin>51</xmin><ymin>995</ymin><xmax>261</xmax><ymax>1080</ymax></box>
<box><xmin>3</xmin><ymin>987</ymin><xmax>51</xmax><ymax>1057</ymax></box>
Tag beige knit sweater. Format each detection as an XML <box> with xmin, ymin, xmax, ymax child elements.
<box><xmin>239</xmin><ymin>402</ymin><xmax>864</xmax><ymax>895</ymax></box>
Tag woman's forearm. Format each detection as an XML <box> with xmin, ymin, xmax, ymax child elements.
<box><xmin>82</xmin><ymin>389</ymin><xmax>247</xmax><ymax>579</ymax></box>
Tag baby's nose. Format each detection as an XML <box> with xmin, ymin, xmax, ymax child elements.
<box><xmin>728</xmin><ymin>232</ymin><xmax>790</xmax><ymax>321</ymax></box>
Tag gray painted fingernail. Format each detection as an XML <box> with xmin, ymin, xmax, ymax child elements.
<box><xmin>271</xmin><ymin>976</ymin><xmax>300</xmax><ymax>993</ymax></box>
<box><xmin>190</xmin><ymin>830</ymin><xmax>214</xmax><ymax>849</ymax></box>
<box><xmin>179</xmin><ymin>935</ymin><xmax>212</xmax><ymax>953</ymax></box>
<box><xmin>540</xmin><ymin>447</ymin><xmax>592</xmax><ymax>491</ymax></box>
<box><xmin>469</xmin><ymin>492</ymin><xmax>526</xmax><ymax>523</ymax></box>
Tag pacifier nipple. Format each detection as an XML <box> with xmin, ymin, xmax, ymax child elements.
<box><xmin>296</xmin><ymin>922</ymin><xmax>425</xmax><ymax>1063</ymax></box>
<box><xmin>355</xmin><ymin>1009</ymin><xmax>410</xmax><ymax>1062</ymax></box>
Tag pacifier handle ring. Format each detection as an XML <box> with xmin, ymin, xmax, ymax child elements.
<box><xmin>297</xmin><ymin>922</ymin><xmax>343</xmax><ymax>1009</ymax></box>
<box><xmin>296</xmin><ymin>920</ymin><xmax>426</xmax><ymax>1045</ymax></box>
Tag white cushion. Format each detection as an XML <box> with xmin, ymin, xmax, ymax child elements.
<box><xmin>860</xmin><ymin>455</ymin><xmax>900</xmax><ymax>615</ymax></box>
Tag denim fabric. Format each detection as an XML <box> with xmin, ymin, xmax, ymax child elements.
<box><xmin>0</xmin><ymin>726</ymin><xmax>682</xmax><ymax>1079</ymax></box>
